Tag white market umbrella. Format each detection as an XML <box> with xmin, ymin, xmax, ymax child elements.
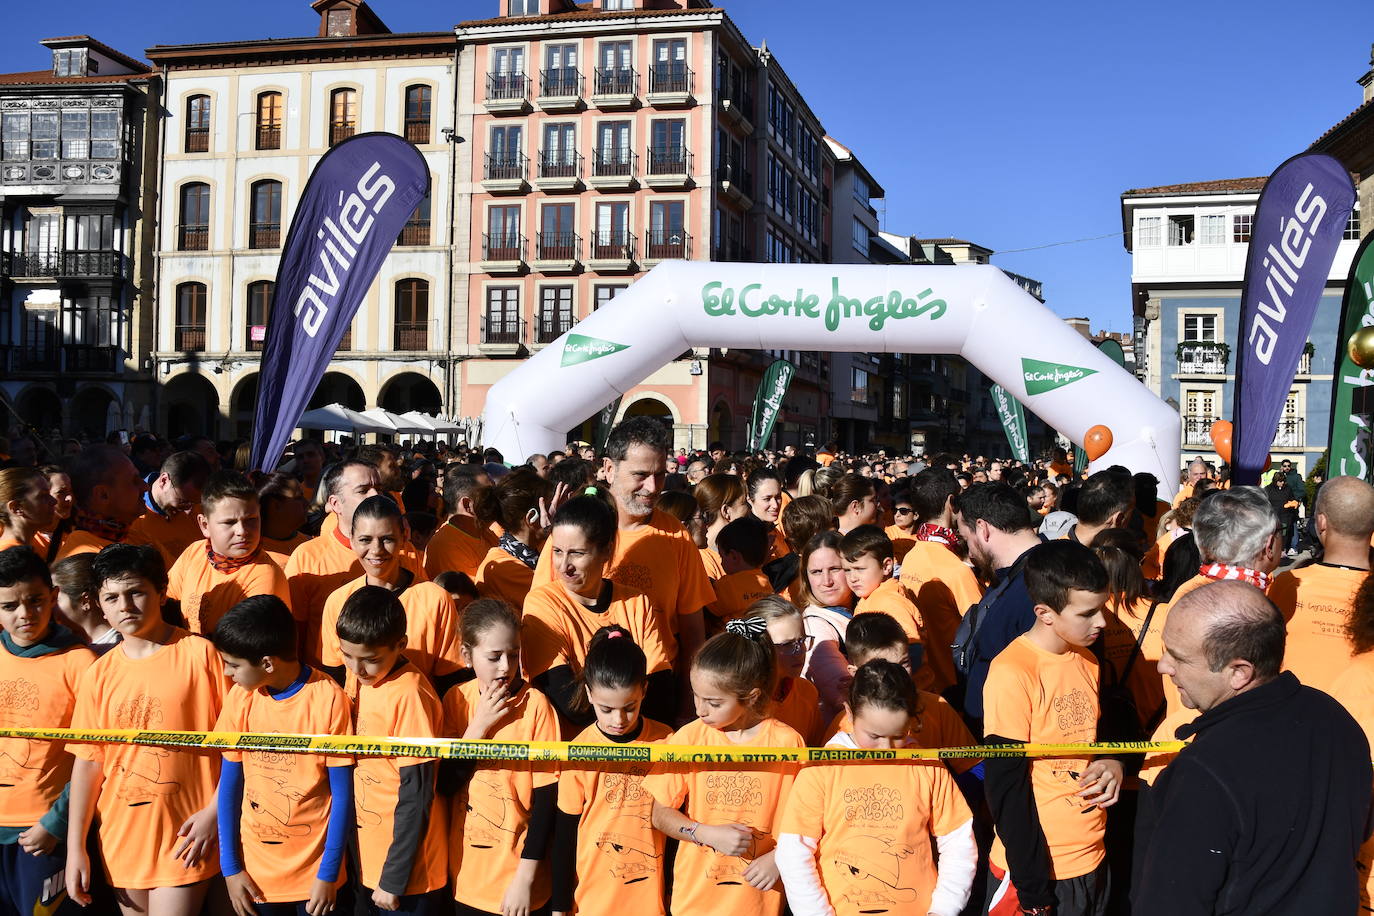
<box><xmin>297</xmin><ymin>403</ymin><xmax>392</xmax><ymax>434</ymax></box>
<box><xmin>360</xmin><ymin>408</ymin><xmax>432</xmax><ymax>434</ymax></box>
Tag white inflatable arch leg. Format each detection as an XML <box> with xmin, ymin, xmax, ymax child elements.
<box><xmin>481</xmin><ymin>262</ymin><xmax>1180</xmax><ymax>497</ymax></box>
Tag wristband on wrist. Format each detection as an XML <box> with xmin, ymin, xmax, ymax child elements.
<box><xmin>681</xmin><ymin>822</ymin><xmax>702</xmax><ymax>845</ymax></box>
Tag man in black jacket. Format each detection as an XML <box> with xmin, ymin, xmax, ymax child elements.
<box><xmin>1135</xmin><ymin>580</ymin><xmax>1372</xmax><ymax>914</ymax></box>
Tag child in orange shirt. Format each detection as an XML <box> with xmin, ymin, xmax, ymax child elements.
<box><xmin>708</xmin><ymin>516</ymin><xmax>776</xmax><ymax>631</ymax></box>
<box><xmin>841</xmin><ymin>525</ymin><xmax>931</xmax><ymax>690</ymax></box>
<box><xmin>0</xmin><ymin>547</ymin><xmax>96</xmax><ymax>916</ymax></box>
<box><xmin>642</xmin><ymin>624</ymin><xmax>804</xmax><ymax>916</ymax></box>
<box><xmin>67</xmin><ymin>543</ymin><xmax>225</xmax><ymax>915</ymax></box>
<box><xmin>336</xmin><ymin>586</ymin><xmax>449</xmax><ymax>913</ymax></box>
<box><xmin>211</xmin><ymin>595</ymin><xmax>354</xmax><ymax>915</ymax></box>
<box><xmin>524</xmin><ymin>495</ymin><xmax>676</xmax><ymax>732</ymax></box>
<box><xmin>745</xmin><ymin>596</ymin><xmax>822</xmax><ymax>744</ymax></box>
<box><xmin>442</xmin><ymin>599</ymin><xmax>560</xmax><ymax>916</ymax></box>
<box><xmin>550</xmin><ymin>626</ymin><xmax>673</xmax><ymax>916</ymax></box>
<box><xmin>167</xmin><ymin>470</ymin><xmax>291</xmax><ymax>636</ymax></box>
<box><xmin>776</xmin><ymin>659</ymin><xmax>977</xmax><ymax>916</ymax></box>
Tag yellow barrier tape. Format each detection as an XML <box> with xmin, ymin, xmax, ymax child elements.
<box><xmin>0</xmin><ymin>727</ymin><xmax>1188</xmax><ymax>764</ymax></box>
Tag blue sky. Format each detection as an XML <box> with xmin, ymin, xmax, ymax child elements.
<box><xmin>8</xmin><ymin>0</ymin><xmax>1369</xmax><ymax>333</ymax></box>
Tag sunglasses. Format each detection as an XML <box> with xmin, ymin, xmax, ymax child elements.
<box><xmin>894</xmin><ymin>507</ymin><xmax>914</xmax><ymax>515</ymax></box>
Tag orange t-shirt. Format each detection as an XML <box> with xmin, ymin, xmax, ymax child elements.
<box><xmin>1141</xmin><ymin>527</ymin><xmax>1175</xmax><ymax>581</ymax></box>
<box><xmin>897</xmin><ymin>540</ymin><xmax>982</xmax><ymax>697</ymax></box>
<box><xmin>709</xmin><ymin>569</ymin><xmax>776</xmax><ymax>628</ymax></box>
<box><xmin>216</xmin><ymin>668</ymin><xmax>353</xmax><ymax>902</ymax></box>
<box><xmin>983</xmin><ymin>634</ymin><xmax>1104</xmax><ymax>880</ymax></box>
<box><xmin>353</xmin><ymin>661</ymin><xmax>448</xmax><ymax>895</ymax></box>
<box><xmin>557</xmin><ymin>718</ymin><xmax>674</xmax><ymax>915</ymax></box>
<box><xmin>1269</xmin><ymin>564</ymin><xmax>1367</xmax><ymax>695</ymax></box>
<box><xmin>767</xmin><ymin>528</ymin><xmax>792</xmax><ymax>563</ymax></box>
<box><xmin>826</xmin><ymin>689</ymin><xmax>981</xmax><ymax>775</ymax></box>
<box><xmin>69</xmin><ymin>628</ymin><xmax>226</xmax><ymax>889</ymax></box>
<box><xmin>779</xmin><ymin>742</ymin><xmax>972</xmax><ymax>916</ymax></box>
<box><xmin>54</xmin><ymin>528</ymin><xmax>174</xmax><ymax>570</ymax></box>
<box><xmin>128</xmin><ymin>506</ymin><xmax>205</xmax><ymax>562</ymax></box>
<box><xmin>262</xmin><ymin>531</ymin><xmax>310</xmax><ymax>570</ymax></box>
<box><xmin>319</xmin><ymin>576</ymin><xmax>464</xmax><ymax>680</ymax></box>
<box><xmin>167</xmin><ymin>541</ymin><xmax>292</xmax><ymax>636</ymax></box>
<box><xmin>817</xmin><ymin>452</ymin><xmax>837</xmax><ymax>467</ymax></box>
<box><xmin>0</xmin><ymin>636</ymin><xmax>95</xmax><ymax>828</ymax></box>
<box><xmin>424</xmin><ymin>520</ymin><xmax>487</xmax><ymax>579</ymax></box>
<box><xmin>284</xmin><ymin>527</ymin><xmax>428</xmax><ymax>664</ymax></box>
<box><xmin>771</xmin><ymin>675</ymin><xmax>822</xmax><ymax>745</ymax></box>
<box><xmin>884</xmin><ymin>525</ymin><xmax>916</xmax><ymax>565</ymax></box>
<box><xmin>1328</xmin><ymin>652</ymin><xmax>1374</xmax><ymax>911</ymax></box>
<box><xmin>1171</xmin><ymin>483</ymin><xmax>1195</xmax><ymax>509</ymax></box>
<box><xmin>534</xmin><ymin>509</ymin><xmax>715</xmax><ymax>637</ymax></box>
<box><xmin>854</xmin><ymin>579</ymin><xmax>934</xmax><ymax>692</ymax></box>
<box><xmin>521</xmin><ymin>581</ymin><xmax>673</xmax><ymax>679</ymax></box>
<box><xmin>1100</xmin><ymin>596</ymin><xmax>1165</xmax><ymax>733</ymax></box>
<box><xmin>476</xmin><ymin>547</ymin><xmax>536</xmax><ymax>610</ymax></box>
<box><xmin>641</xmin><ymin>717</ymin><xmax>802</xmax><ymax>916</ymax></box>
<box><xmin>451</xmin><ymin>514</ymin><xmax>501</xmax><ymax>550</ymax></box>
<box><xmin>699</xmin><ymin>547</ymin><xmax>725</xmax><ymax>581</ymax></box>
<box><xmin>443</xmin><ymin>681</ymin><xmax>559</xmax><ymax>912</ymax></box>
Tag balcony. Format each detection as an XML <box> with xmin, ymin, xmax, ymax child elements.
<box><xmin>479</xmin><ymin>315</ymin><xmax>526</xmax><ymax>356</ymax></box>
<box><xmin>63</xmin><ymin>346</ymin><xmax>118</xmax><ymax>373</ymax></box>
<box><xmin>1</xmin><ymin>159</ymin><xmax>122</xmax><ymax>189</ymax></box>
<box><xmin>534</xmin><ymin>231</ymin><xmax>580</xmax><ymax>273</ymax></box>
<box><xmin>178</xmin><ymin>225</ymin><xmax>209</xmax><ymax>251</ymax></box>
<box><xmin>482</xmin><ymin>153</ymin><xmax>529</xmax><ymax>194</ymax></box>
<box><xmin>592</xmin><ymin>67</ymin><xmax>637</xmax><ymax>109</ymax></box>
<box><xmin>175</xmin><ymin>325</ymin><xmax>206</xmax><ymax>353</ymax></box>
<box><xmin>536</xmin><ymin>312</ymin><xmax>574</xmax><ymax>344</ymax></box>
<box><xmin>716</xmin><ymin>161</ymin><xmax>753</xmax><ymax>208</ymax></box>
<box><xmin>404</xmin><ymin>118</ymin><xmax>430</xmax><ymax>145</ymax></box>
<box><xmin>1273</xmin><ymin>417</ymin><xmax>1305</xmax><ymax>450</ymax></box>
<box><xmin>720</xmin><ymin>91</ymin><xmax>755</xmax><ymax>133</ymax></box>
<box><xmin>1296</xmin><ymin>350</ymin><xmax>1313</xmax><ymax>376</ymax></box>
<box><xmin>1176</xmin><ymin>342</ymin><xmax>1228</xmax><ymax>375</ymax></box>
<box><xmin>398</xmin><ymin>218</ymin><xmax>431</xmax><ymax>247</ymax></box>
<box><xmin>535</xmin><ymin>151</ymin><xmax>582</xmax><ymax>192</ymax></box>
<box><xmin>3</xmin><ymin>251</ymin><xmax>121</xmax><ymax>279</ymax></box>
<box><xmin>645</xmin><ymin>147</ymin><xmax>692</xmax><ymax>189</ymax></box>
<box><xmin>480</xmin><ymin>233</ymin><xmax>527</xmax><ymax>274</ymax></box>
<box><xmin>256</xmin><ymin>126</ymin><xmax>281</xmax><ymax>150</ymax></box>
<box><xmin>1184</xmin><ymin>415</ymin><xmax>1306</xmax><ymax>451</ymax></box>
<box><xmin>643</xmin><ymin>229</ymin><xmax>691</xmax><ymax>265</ymax></box>
<box><xmin>394</xmin><ymin>322</ymin><xmax>428</xmax><ymax>351</ymax></box>
<box><xmin>14</xmin><ymin>342</ymin><xmax>57</xmax><ymax>372</ymax></box>
<box><xmin>589</xmin><ymin>148</ymin><xmax>637</xmax><ymax>190</ymax></box>
<box><xmin>184</xmin><ymin>128</ymin><xmax>209</xmax><ymax>153</ymax></box>
<box><xmin>539</xmin><ymin>68</ymin><xmax>583</xmax><ymax>112</ymax></box>
<box><xmin>587</xmin><ymin>230</ymin><xmax>636</xmax><ymax>272</ymax></box>
<box><xmin>485</xmin><ymin>72</ymin><xmax>530</xmax><ymax>114</ymax></box>
<box><xmin>712</xmin><ymin>241</ymin><xmax>749</xmax><ymax>263</ymax></box>
<box><xmin>1181</xmin><ymin>416</ymin><xmax>1213</xmax><ymax>448</ymax></box>
<box><xmin>329</xmin><ymin>124</ymin><xmax>356</xmax><ymax>147</ymax></box>
<box><xmin>647</xmin><ymin>64</ymin><xmax>694</xmax><ymax>106</ymax></box>
<box><xmin>249</xmin><ymin>223</ymin><xmax>281</xmax><ymax>249</ymax></box>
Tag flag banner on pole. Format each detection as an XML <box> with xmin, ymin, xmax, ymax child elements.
<box><xmin>1231</xmin><ymin>153</ymin><xmax>1355</xmax><ymax>485</ymax></box>
<box><xmin>748</xmin><ymin>359</ymin><xmax>796</xmax><ymax>450</ymax></box>
<box><xmin>1328</xmin><ymin>232</ymin><xmax>1374</xmax><ymax>481</ymax></box>
<box><xmin>597</xmin><ymin>395</ymin><xmax>624</xmax><ymax>451</ymax></box>
<box><xmin>250</xmin><ymin>133</ymin><xmax>430</xmax><ymax>471</ymax></box>
<box><xmin>991</xmin><ymin>383</ymin><xmax>1029</xmax><ymax>462</ymax></box>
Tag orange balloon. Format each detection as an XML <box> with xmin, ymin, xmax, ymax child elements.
<box><xmin>1084</xmin><ymin>425</ymin><xmax>1113</xmax><ymax>461</ymax></box>
<box><xmin>1210</xmin><ymin>420</ymin><xmax>1233</xmax><ymax>465</ymax></box>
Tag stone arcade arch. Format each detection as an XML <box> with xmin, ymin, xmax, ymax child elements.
<box><xmin>482</xmin><ymin>262</ymin><xmax>1181</xmax><ymax>495</ymax></box>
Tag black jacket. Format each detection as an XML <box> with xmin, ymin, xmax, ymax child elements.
<box><xmin>1134</xmin><ymin>672</ymin><xmax>1372</xmax><ymax>915</ymax></box>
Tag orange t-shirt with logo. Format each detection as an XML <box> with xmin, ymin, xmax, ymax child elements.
<box><xmin>521</xmin><ymin>581</ymin><xmax>672</xmax><ymax>679</ymax></box>
<box><xmin>216</xmin><ymin>668</ymin><xmax>353</xmax><ymax>902</ymax></box>
<box><xmin>54</xmin><ymin>528</ymin><xmax>174</xmax><ymax>570</ymax></box>
<box><xmin>476</xmin><ymin>548</ymin><xmax>537</xmax><ymax>610</ymax></box>
<box><xmin>262</xmin><ymin>532</ymin><xmax>310</xmax><ymax>570</ymax></box>
<box><xmin>128</xmin><ymin>506</ymin><xmax>205</xmax><ymax>563</ymax></box>
<box><xmin>779</xmin><ymin>746</ymin><xmax>971</xmax><ymax>916</ymax></box>
<box><xmin>69</xmin><ymin>628</ymin><xmax>226</xmax><ymax>889</ymax></box>
<box><xmin>167</xmin><ymin>541</ymin><xmax>292</xmax><ymax>636</ymax></box>
<box><xmin>709</xmin><ymin>569</ymin><xmax>776</xmax><ymax>629</ymax></box>
<box><xmin>0</xmin><ymin>636</ymin><xmax>95</xmax><ymax>828</ymax></box>
<box><xmin>771</xmin><ymin>675</ymin><xmax>822</xmax><ymax>745</ymax></box>
<box><xmin>1269</xmin><ymin>563</ymin><xmax>1367</xmax><ymax>694</ymax></box>
<box><xmin>557</xmin><ymin>718</ymin><xmax>674</xmax><ymax>915</ymax></box>
<box><xmin>897</xmin><ymin>541</ymin><xmax>982</xmax><ymax>697</ymax></box>
<box><xmin>443</xmin><ymin>681</ymin><xmax>559</xmax><ymax>912</ymax></box>
<box><xmin>641</xmin><ymin>717</ymin><xmax>802</xmax><ymax>916</ymax></box>
<box><xmin>424</xmin><ymin>521</ymin><xmax>487</xmax><ymax>579</ymax></box>
<box><xmin>825</xmin><ymin>689</ymin><xmax>981</xmax><ymax>775</ymax></box>
<box><xmin>353</xmin><ymin>661</ymin><xmax>448</xmax><ymax>895</ymax></box>
<box><xmin>885</xmin><ymin>525</ymin><xmax>916</xmax><ymax>565</ymax></box>
<box><xmin>319</xmin><ymin>576</ymin><xmax>463</xmax><ymax>680</ymax></box>
<box><xmin>1328</xmin><ymin>652</ymin><xmax>1374</xmax><ymax>911</ymax></box>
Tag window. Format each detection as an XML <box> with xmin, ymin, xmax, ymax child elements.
<box><xmin>490</xmin><ymin>47</ymin><xmax>527</xmax><ymax>99</ymax></box>
<box><xmin>648</xmin><ymin>200</ymin><xmax>686</xmax><ymax>258</ymax></box>
<box><xmin>54</xmin><ymin>49</ymin><xmax>85</xmax><ymax>78</ymax></box>
<box><xmin>852</xmin><ymin>218</ymin><xmax>870</xmax><ymax>257</ymax></box>
<box><xmin>326</xmin><ymin>8</ymin><xmax>354</xmax><ymax>35</ymax></box>
<box><xmin>256</xmin><ymin>92</ymin><xmax>282</xmax><ymax>150</ymax></box>
<box><xmin>61</xmin><ymin>109</ymin><xmax>89</xmax><ymax>159</ymax></box>
<box><xmin>508</xmin><ymin>0</ymin><xmax>538</xmax><ymax>14</ymax></box>
<box><xmin>537</xmin><ymin>285</ymin><xmax>574</xmax><ymax>342</ymax></box>
<box><xmin>1167</xmin><ymin>213</ymin><xmax>1194</xmax><ymax>246</ymax></box>
<box><xmin>595</xmin><ymin>121</ymin><xmax>632</xmax><ymax>175</ymax></box>
<box><xmin>651</xmin><ymin>39</ymin><xmax>688</xmax><ymax>93</ymax></box>
<box><xmin>597</xmin><ymin>41</ymin><xmax>633</xmax><ymax>95</ymax></box>
<box><xmin>541</xmin><ymin>122</ymin><xmax>576</xmax><ymax>174</ymax></box>
<box><xmin>178</xmin><ymin>182</ymin><xmax>210</xmax><ymax>250</ymax></box>
<box><xmin>852</xmin><ymin>174</ymin><xmax>870</xmax><ymax>205</ymax></box>
<box><xmin>1182</xmin><ymin>313</ymin><xmax>1217</xmax><ymax>342</ymax></box>
<box><xmin>649</xmin><ymin>119</ymin><xmax>686</xmax><ymax>174</ymax></box>
<box><xmin>2</xmin><ymin>112</ymin><xmax>30</xmax><ymax>160</ymax></box>
<box><xmin>1346</xmin><ymin>206</ymin><xmax>1362</xmax><ymax>241</ymax></box>
<box><xmin>488</xmin><ymin>125</ymin><xmax>524</xmax><ymax>179</ymax></box>
<box><xmin>249</xmin><ymin>180</ymin><xmax>282</xmax><ymax>248</ymax></box>
<box><xmin>175</xmin><ymin>282</ymin><xmax>207</xmax><ymax>351</ymax></box>
<box><xmin>1232</xmin><ymin>212</ymin><xmax>1252</xmax><ymax>244</ymax></box>
<box><xmin>394</xmin><ymin>279</ymin><xmax>429</xmax><ymax>350</ymax></box>
<box><xmin>594</xmin><ymin>201</ymin><xmax>630</xmax><ymax>257</ymax></box>
<box><xmin>247</xmin><ymin>281</ymin><xmax>272</xmax><ymax>351</ymax></box>
<box><xmin>543</xmin><ymin>44</ymin><xmax>580</xmax><ymax>97</ymax></box>
<box><xmin>484</xmin><ymin>286</ymin><xmax>521</xmax><ymax>343</ymax></box>
<box><xmin>852</xmin><ymin>367</ymin><xmax>871</xmax><ymax>405</ymax></box>
<box><xmin>185</xmin><ymin>95</ymin><xmax>210</xmax><ymax>153</ymax></box>
<box><xmin>594</xmin><ymin>284</ymin><xmax>627</xmax><ymax>310</ymax></box>
<box><xmin>1198</xmin><ymin>214</ymin><xmax>1226</xmax><ymax>246</ymax></box>
<box><xmin>329</xmin><ymin>88</ymin><xmax>357</xmax><ymax>146</ymax></box>
<box><xmin>603</xmin><ymin>0</ymin><xmax>633</xmax><ymax>9</ymax></box>
<box><xmin>70</xmin><ymin>213</ymin><xmax>115</xmax><ymax>252</ymax></box>
<box><xmin>486</xmin><ymin>205</ymin><xmax>522</xmax><ymax>259</ymax></box>
<box><xmin>540</xmin><ymin>203</ymin><xmax>576</xmax><ymax>260</ymax></box>
<box><xmin>404</xmin><ymin>85</ymin><xmax>431</xmax><ymax>144</ymax></box>
<box><xmin>400</xmin><ymin>193</ymin><xmax>430</xmax><ymax>246</ymax></box>
<box><xmin>3</xmin><ymin>109</ymin><xmax>118</xmax><ymax>161</ymax></box>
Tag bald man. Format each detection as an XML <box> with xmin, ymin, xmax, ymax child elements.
<box><xmin>1266</xmin><ymin>476</ymin><xmax>1374</xmax><ymax>694</ymax></box>
<box><xmin>1136</xmin><ymin>581</ymin><xmax>1370</xmax><ymax>915</ymax></box>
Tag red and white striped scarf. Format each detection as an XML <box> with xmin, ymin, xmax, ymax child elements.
<box><xmin>1199</xmin><ymin>563</ymin><xmax>1272</xmax><ymax>592</ymax></box>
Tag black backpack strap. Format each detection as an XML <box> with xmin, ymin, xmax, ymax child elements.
<box><xmin>1119</xmin><ymin>600</ymin><xmax>1162</xmax><ymax>685</ymax></box>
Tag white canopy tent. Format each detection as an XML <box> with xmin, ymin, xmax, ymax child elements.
<box><xmin>296</xmin><ymin>404</ymin><xmax>392</xmax><ymax>435</ymax></box>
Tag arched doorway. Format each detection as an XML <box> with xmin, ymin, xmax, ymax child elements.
<box><xmin>231</xmin><ymin>374</ymin><xmax>259</xmax><ymax>441</ymax></box>
<box><xmin>379</xmin><ymin>372</ymin><xmax>442</xmax><ymax>415</ymax></box>
<box><xmin>308</xmin><ymin>372</ymin><xmax>365</xmax><ymax>411</ymax></box>
<box><xmin>164</xmin><ymin>372</ymin><xmax>222</xmax><ymax>440</ymax></box>
<box><xmin>13</xmin><ymin>386</ymin><xmax>63</xmax><ymax>440</ymax></box>
<box><xmin>71</xmin><ymin>386</ymin><xmax>116</xmax><ymax>440</ymax></box>
<box><xmin>622</xmin><ymin>396</ymin><xmax>675</xmax><ymax>438</ymax></box>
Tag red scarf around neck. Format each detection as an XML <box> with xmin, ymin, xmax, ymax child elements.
<box><xmin>73</xmin><ymin>508</ymin><xmax>129</xmax><ymax>544</ymax></box>
<box><xmin>916</xmin><ymin>522</ymin><xmax>960</xmax><ymax>552</ymax></box>
<box><xmin>1199</xmin><ymin>563</ymin><xmax>1272</xmax><ymax>592</ymax></box>
<box><xmin>207</xmin><ymin>541</ymin><xmax>258</xmax><ymax>574</ymax></box>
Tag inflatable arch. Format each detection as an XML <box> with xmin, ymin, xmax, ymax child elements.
<box><xmin>481</xmin><ymin>262</ymin><xmax>1182</xmax><ymax>497</ymax></box>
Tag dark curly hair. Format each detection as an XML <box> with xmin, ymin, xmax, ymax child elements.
<box><xmin>1349</xmin><ymin>572</ymin><xmax>1374</xmax><ymax>655</ymax></box>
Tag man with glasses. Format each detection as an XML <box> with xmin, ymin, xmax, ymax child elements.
<box><xmin>128</xmin><ymin>450</ymin><xmax>212</xmax><ymax>559</ymax></box>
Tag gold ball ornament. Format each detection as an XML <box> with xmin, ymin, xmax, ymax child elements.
<box><xmin>1349</xmin><ymin>326</ymin><xmax>1374</xmax><ymax>370</ymax></box>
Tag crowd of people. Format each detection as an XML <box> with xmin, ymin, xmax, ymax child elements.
<box><xmin>0</xmin><ymin>421</ymin><xmax>1369</xmax><ymax>916</ymax></box>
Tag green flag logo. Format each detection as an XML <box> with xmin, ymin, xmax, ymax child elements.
<box><xmin>1021</xmin><ymin>358</ymin><xmax>1097</xmax><ymax>396</ymax></box>
<box><xmin>562</xmin><ymin>333</ymin><xmax>629</xmax><ymax>367</ymax></box>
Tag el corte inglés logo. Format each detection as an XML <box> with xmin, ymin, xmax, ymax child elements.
<box><xmin>1021</xmin><ymin>357</ymin><xmax>1097</xmax><ymax>395</ymax></box>
<box><xmin>562</xmin><ymin>333</ymin><xmax>630</xmax><ymax>367</ymax></box>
